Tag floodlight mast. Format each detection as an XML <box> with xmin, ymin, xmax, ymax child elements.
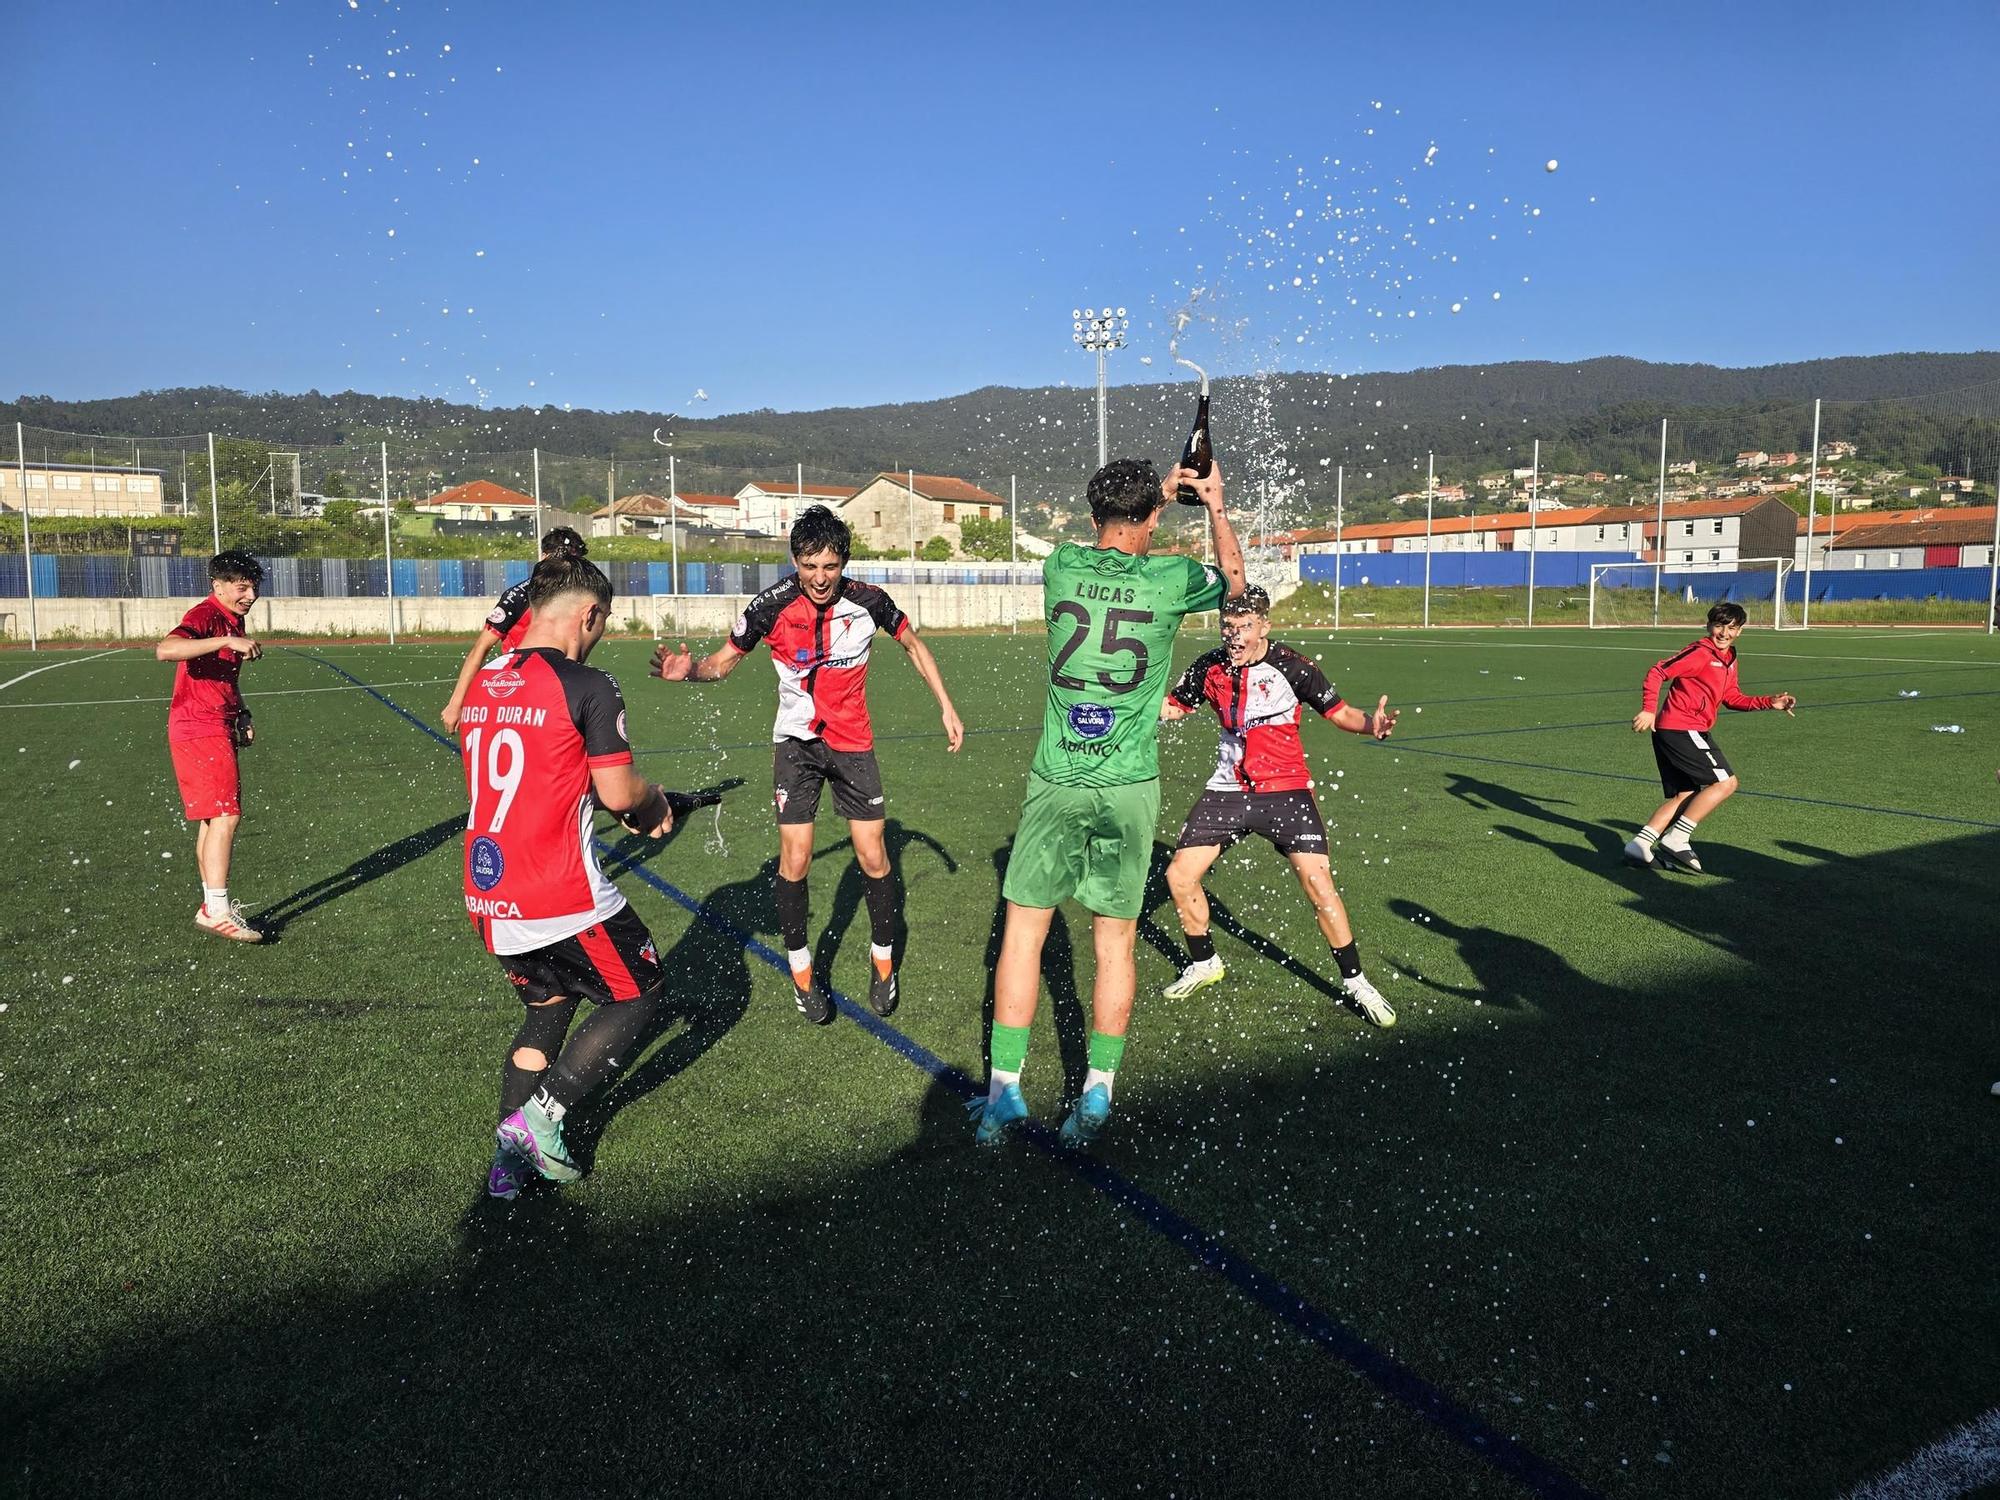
<box><xmin>1071</xmin><ymin>305</ymin><xmax>1128</xmax><ymax>469</ymax></box>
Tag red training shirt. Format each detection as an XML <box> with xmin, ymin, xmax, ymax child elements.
<box><xmin>730</xmin><ymin>576</ymin><xmax>909</xmax><ymax>752</ymax></box>
<box><xmin>1640</xmin><ymin>637</ymin><xmax>1775</xmax><ymax>732</ymax></box>
<box><xmin>166</xmin><ymin>596</ymin><xmax>248</xmax><ymax>743</ymax></box>
<box><xmin>1168</xmin><ymin>640</ymin><xmax>1346</xmax><ymax>794</ymax></box>
<box><xmin>458</xmin><ymin>647</ymin><xmax>635</xmax><ymax>955</ymax></box>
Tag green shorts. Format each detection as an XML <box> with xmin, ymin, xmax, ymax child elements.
<box><xmin>1000</xmin><ymin>773</ymin><xmax>1160</xmax><ymax>919</ymax></box>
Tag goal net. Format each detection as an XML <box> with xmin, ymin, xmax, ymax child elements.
<box><xmin>1589</xmin><ymin>558</ymin><xmax>1798</xmax><ymax>630</ymax></box>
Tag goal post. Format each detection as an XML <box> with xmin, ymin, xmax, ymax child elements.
<box><xmin>651</xmin><ymin>593</ymin><xmax>754</xmax><ymax>642</ymax></box>
<box><xmin>1588</xmin><ymin>558</ymin><xmax>1798</xmax><ymax>630</ymax></box>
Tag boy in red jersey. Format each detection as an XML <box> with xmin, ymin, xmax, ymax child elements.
<box><xmin>648</xmin><ymin>505</ymin><xmax>963</xmax><ymax>1025</ymax></box>
<box><xmin>440</xmin><ymin>526</ymin><xmax>587</xmax><ymax>733</ymax></box>
<box><xmin>1157</xmin><ymin>587</ymin><xmax>1399</xmax><ymax>1026</ymax></box>
<box><xmin>1625</xmin><ymin>601</ymin><xmax>1797</xmax><ymax>874</ymax></box>
<box><xmin>155</xmin><ymin>550</ymin><xmax>266</xmax><ymax>943</ymax></box>
<box><xmin>460</xmin><ymin>553</ymin><xmax>679</xmax><ymax>1196</ymax></box>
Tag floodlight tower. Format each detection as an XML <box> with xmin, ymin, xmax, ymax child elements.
<box><xmin>1071</xmin><ymin>305</ymin><xmax>1129</xmax><ymax>470</ymax></box>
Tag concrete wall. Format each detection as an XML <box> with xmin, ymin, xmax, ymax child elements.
<box><xmin>0</xmin><ymin>584</ymin><xmax>1052</xmax><ymax>641</ymax></box>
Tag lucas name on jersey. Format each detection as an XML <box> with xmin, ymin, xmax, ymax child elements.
<box><xmin>457</xmin><ymin>704</ymin><xmax>549</xmax><ymax>728</ymax></box>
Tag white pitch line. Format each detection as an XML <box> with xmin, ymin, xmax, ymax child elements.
<box><xmin>1845</xmin><ymin>1406</ymin><xmax>2000</xmax><ymax>1499</ymax></box>
<box><xmin>0</xmin><ymin>647</ymin><xmax>123</xmax><ymax>692</ymax></box>
<box><xmin>1291</xmin><ymin>635</ymin><xmax>2000</xmax><ymax>668</ymax></box>
<box><xmin>0</xmin><ymin>677</ymin><xmax>455</xmax><ymax>710</ymax></box>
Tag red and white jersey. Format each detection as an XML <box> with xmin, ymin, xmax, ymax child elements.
<box><xmin>730</xmin><ymin>575</ymin><xmax>909</xmax><ymax>751</ymax></box>
<box><xmin>458</xmin><ymin>647</ymin><xmax>634</xmax><ymax>955</ymax></box>
<box><xmin>1169</xmin><ymin>640</ymin><xmax>1345</xmax><ymax>794</ymax></box>
<box><xmin>1641</xmin><ymin>636</ymin><xmax>1775</xmax><ymax>732</ymax></box>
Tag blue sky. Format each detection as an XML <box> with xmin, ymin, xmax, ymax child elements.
<box><xmin>4</xmin><ymin>0</ymin><xmax>1996</xmax><ymax>415</ymax></box>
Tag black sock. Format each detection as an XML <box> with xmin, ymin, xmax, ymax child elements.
<box><xmin>500</xmin><ymin>1059</ymin><xmax>545</xmax><ymax>1119</ymax></box>
<box><xmin>1187</xmin><ymin>931</ymin><xmax>1216</xmax><ymax>963</ymax></box>
<box><xmin>543</xmin><ymin>992</ymin><xmax>661</xmax><ymax>1113</ymax></box>
<box><xmin>1330</xmin><ymin>940</ymin><xmax>1362</xmax><ymax>981</ymax></box>
<box><xmin>773</xmin><ymin>874</ymin><xmax>810</xmax><ymax>953</ymax></box>
<box><xmin>862</xmin><ymin>872</ymin><xmax>897</xmax><ymax>950</ymax></box>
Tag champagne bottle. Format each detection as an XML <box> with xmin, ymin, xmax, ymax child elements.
<box><xmin>1175</xmin><ymin>385</ymin><xmax>1213</xmax><ymax>504</ymax></box>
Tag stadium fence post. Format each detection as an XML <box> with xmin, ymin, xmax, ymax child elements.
<box><xmin>1423</xmin><ymin>452</ymin><xmax>1434</xmax><ymax>628</ymax></box>
<box><xmin>207</xmin><ymin>432</ymin><xmax>221</xmax><ymax>554</ymax></box>
<box><xmin>532</xmin><ymin>447</ymin><xmax>542</xmax><ymax>551</ymax></box>
<box><xmin>1010</xmin><ymin>474</ymin><xmax>1017</xmax><ymax>565</ymax></box>
<box><xmin>1527</xmin><ymin>438</ymin><xmax>1540</xmax><ymax>628</ymax></box>
<box><xmin>380</xmin><ymin>441</ymin><xmax>396</xmax><ymax>645</ymax></box>
<box><xmin>1801</xmin><ymin>399</ymin><xmax>1821</xmax><ymax>629</ymax></box>
<box><xmin>668</xmin><ymin>451</ymin><xmax>679</xmax><ymax>606</ymax></box>
<box><xmin>1987</xmin><ymin>498</ymin><xmax>1999</xmax><ymax>635</ymax></box>
<box><xmin>908</xmin><ymin>467</ymin><xmax>916</xmax><ymax>560</ymax></box>
<box><xmin>1653</xmin><ymin>418</ymin><xmax>1666</xmax><ymax>626</ymax></box>
<box><xmin>14</xmin><ymin>421</ymin><xmax>36</xmax><ymax>649</ymax></box>
<box><xmin>1333</xmin><ymin>464</ymin><xmax>1343</xmax><ymax>633</ymax></box>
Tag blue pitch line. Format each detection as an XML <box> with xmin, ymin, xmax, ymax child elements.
<box><xmin>291</xmin><ymin>647</ymin><xmax>1600</xmax><ymax>1500</ymax></box>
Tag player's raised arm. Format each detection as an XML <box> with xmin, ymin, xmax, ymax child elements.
<box><xmin>1168</xmin><ymin>461</ymin><xmax>1247</xmax><ymax>597</ymax></box>
<box><xmin>650</xmin><ymin>638</ymin><xmax>748</xmax><ymax>682</ymax></box>
<box><xmin>1329</xmin><ymin>694</ymin><xmax>1398</xmax><ymax>740</ymax></box>
<box><xmin>895</xmin><ymin>628</ymin><xmax>965</xmax><ymax>752</ymax></box>
<box><xmin>156</xmin><ymin>631</ymin><xmax>258</xmax><ymax>663</ymax></box>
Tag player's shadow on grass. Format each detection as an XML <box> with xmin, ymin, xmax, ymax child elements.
<box><xmin>1135</xmin><ymin>840</ymin><xmax>1349</xmax><ymax>1009</ymax></box>
<box><xmin>1386</xmin><ymin>898</ymin><xmax>1595</xmax><ymax>1013</ymax></box>
<box><xmin>811</xmin><ymin>818</ymin><xmax>960</xmax><ymax>983</ymax></box>
<box><xmin>1445</xmin><ymin>773</ymin><xmax>1629</xmax><ymax>857</ymax></box>
<box><xmin>253</xmin><ymin>811</ymin><xmax>468</xmax><ymax>939</ymax></box>
<box><xmin>980</xmin><ymin>842</ymin><xmax>1091</xmax><ymax>1099</ymax></box>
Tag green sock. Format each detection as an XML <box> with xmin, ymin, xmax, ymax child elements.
<box><xmin>989</xmin><ymin>1022</ymin><xmax>1031</xmax><ymax>1079</ymax></box>
<box><xmin>1086</xmin><ymin>1030</ymin><xmax>1127</xmax><ymax>1074</ymax></box>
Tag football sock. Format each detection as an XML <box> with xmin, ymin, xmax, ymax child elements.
<box><xmin>773</xmin><ymin>874</ymin><xmax>810</xmax><ymax>954</ymax></box>
<box><xmin>1633</xmin><ymin>827</ymin><xmax>1661</xmax><ymax>848</ymax></box>
<box><xmin>528</xmin><ymin>1086</ymin><xmax>567</xmax><ymax>1125</ymax></box>
<box><xmin>862</xmin><ymin>872</ymin><xmax>896</xmax><ymax>952</ymax></box>
<box><xmin>203</xmin><ymin>886</ymin><xmax>229</xmax><ymax>916</ymax></box>
<box><xmin>871</xmin><ymin>942</ymin><xmax>894</xmax><ymax>979</ymax></box>
<box><xmin>1330</xmin><ymin>940</ymin><xmax>1363</xmax><ymax>981</ymax></box>
<box><xmin>1084</xmin><ymin>1030</ymin><xmax>1127</xmax><ymax>1102</ymax></box>
<box><xmin>542</xmin><ymin>990</ymin><xmax>661</xmax><ymax>1113</ymax></box>
<box><xmin>787</xmin><ymin>947</ymin><xmax>813</xmax><ymax>986</ymax></box>
<box><xmin>1186</xmin><ymin>931</ymin><xmax>1217</xmax><ymax>964</ymax></box>
<box><xmin>502</xmin><ymin>998</ymin><xmax>579</xmax><ymax>1120</ymax></box>
<box><xmin>988</xmin><ymin>1021</ymin><xmax>1031</xmax><ymax>1098</ymax></box>
<box><xmin>1663</xmin><ymin>815</ymin><xmax>1698</xmax><ymax>850</ymax></box>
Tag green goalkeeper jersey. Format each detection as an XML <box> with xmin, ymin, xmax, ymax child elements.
<box><xmin>1028</xmin><ymin>542</ymin><xmax>1228</xmax><ymax>787</ymax></box>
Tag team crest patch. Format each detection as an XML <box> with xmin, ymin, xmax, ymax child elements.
<box><xmin>639</xmin><ymin>937</ymin><xmax>659</xmax><ymax>966</ymax></box>
<box><xmin>469</xmin><ymin>836</ymin><xmax>506</xmax><ymax>891</ymax></box>
<box><xmin>616</xmin><ymin>710</ymin><xmax>627</xmax><ymax>742</ymax></box>
<box><xmin>1067</xmin><ymin>702</ymin><xmax>1115</xmax><ymax>739</ymax></box>
<box><xmin>733</xmin><ymin>611</ymin><xmax>749</xmax><ymax>637</ymax></box>
<box><xmin>487</xmin><ymin>669</ymin><xmax>524</xmax><ymax>699</ymax></box>
<box><xmin>775</xmin><ymin>787</ymin><xmax>790</xmax><ymax>813</ymax></box>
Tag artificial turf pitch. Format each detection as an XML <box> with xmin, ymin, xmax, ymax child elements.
<box><xmin>3</xmin><ymin>625</ymin><xmax>1996</xmax><ymax>1498</ymax></box>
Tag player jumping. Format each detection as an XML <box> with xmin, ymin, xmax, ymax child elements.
<box><xmin>440</xmin><ymin>525</ymin><xmax>588</xmax><ymax>733</ymax></box>
<box><xmin>974</xmin><ymin>458</ymin><xmax>1246</xmax><ymax>1149</ymax></box>
<box><xmin>1624</xmin><ymin>600</ymin><xmax>1796</xmax><ymax>874</ymax></box>
<box><xmin>1157</xmin><ymin>586</ymin><xmax>1398</xmax><ymax>1026</ymax></box>
<box><xmin>155</xmin><ymin>549</ymin><xmax>266</xmax><ymax>943</ymax></box>
<box><xmin>459</xmin><ymin>554</ymin><xmax>679</xmax><ymax>1196</ymax></box>
<box><xmin>649</xmin><ymin>504</ymin><xmax>964</xmax><ymax>1022</ymax></box>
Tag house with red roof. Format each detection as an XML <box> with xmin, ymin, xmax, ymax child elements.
<box><xmin>416</xmin><ymin>479</ymin><xmax>540</xmax><ymax>521</ymax></box>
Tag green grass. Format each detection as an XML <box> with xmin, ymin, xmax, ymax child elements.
<box><xmin>1276</xmin><ymin>582</ymin><xmax>1993</xmax><ymax>628</ymax></box>
<box><xmin>4</xmin><ymin>625</ymin><xmax>1998</xmax><ymax>1497</ymax></box>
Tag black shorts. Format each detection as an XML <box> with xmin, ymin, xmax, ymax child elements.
<box><xmin>773</xmin><ymin>738</ymin><xmax>885</xmax><ymax>825</ymax></box>
<box><xmin>1652</xmin><ymin>728</ymin><xmax>1735</xmax><ymax>797</ymax></box>
<box><xmin>495</xmin><ymin>904</ymin><xmax>664</xmax><ymax>1005</ymax></box>
<box><xmin>1174</xmin><ymin>787</ymin><xmax>1329</xmax><ymax>858</ymax></box>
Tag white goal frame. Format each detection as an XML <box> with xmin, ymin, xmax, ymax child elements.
<box><xmin>1587</xmin><ymin>558</ymin><xmax>1800</xmax><ymax>630</ymax></box>
<box><xmin>650</xmin><ymin>593</ymin><xmax>756</xmax><ymax>642</ymax></box>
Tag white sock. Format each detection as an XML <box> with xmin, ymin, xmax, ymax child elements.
<box><xmin>1083</xmin><ymin>1067</ymin><xmax>1116</xmax><ymax>1103</ymax></box>
<box><xmin>529</xmin><ymin>1087</ymin><xmax>567</xmax><ymax>1124</ymax></box>
<box><xmin>787</xmin><ymin>946</ymin><xmax>812</xmax><ymax>978</ymax></box>
<box><xmin>988</xmin><ymin>1068</ymin><xmax>1021</xmax><ymax>1103</ymax></box>
<box><xmin>203</xmin><ymin>886</ymin><xmax>229</xmax><ymax>915</ymax></box>
<box><xmin>870</xmin><ymin>941</ymin><xmax>893</xmax><ymax>965</ymax></box>
<box><xmin>1663</xmin><ymin>816</ymin><xmax>1698</xmax><ymax>850</ymax></box>
<box><xmin>1633</xmin><ymin>827</ymin><xmax>1660</xmax><ymax>848</ymax></box>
